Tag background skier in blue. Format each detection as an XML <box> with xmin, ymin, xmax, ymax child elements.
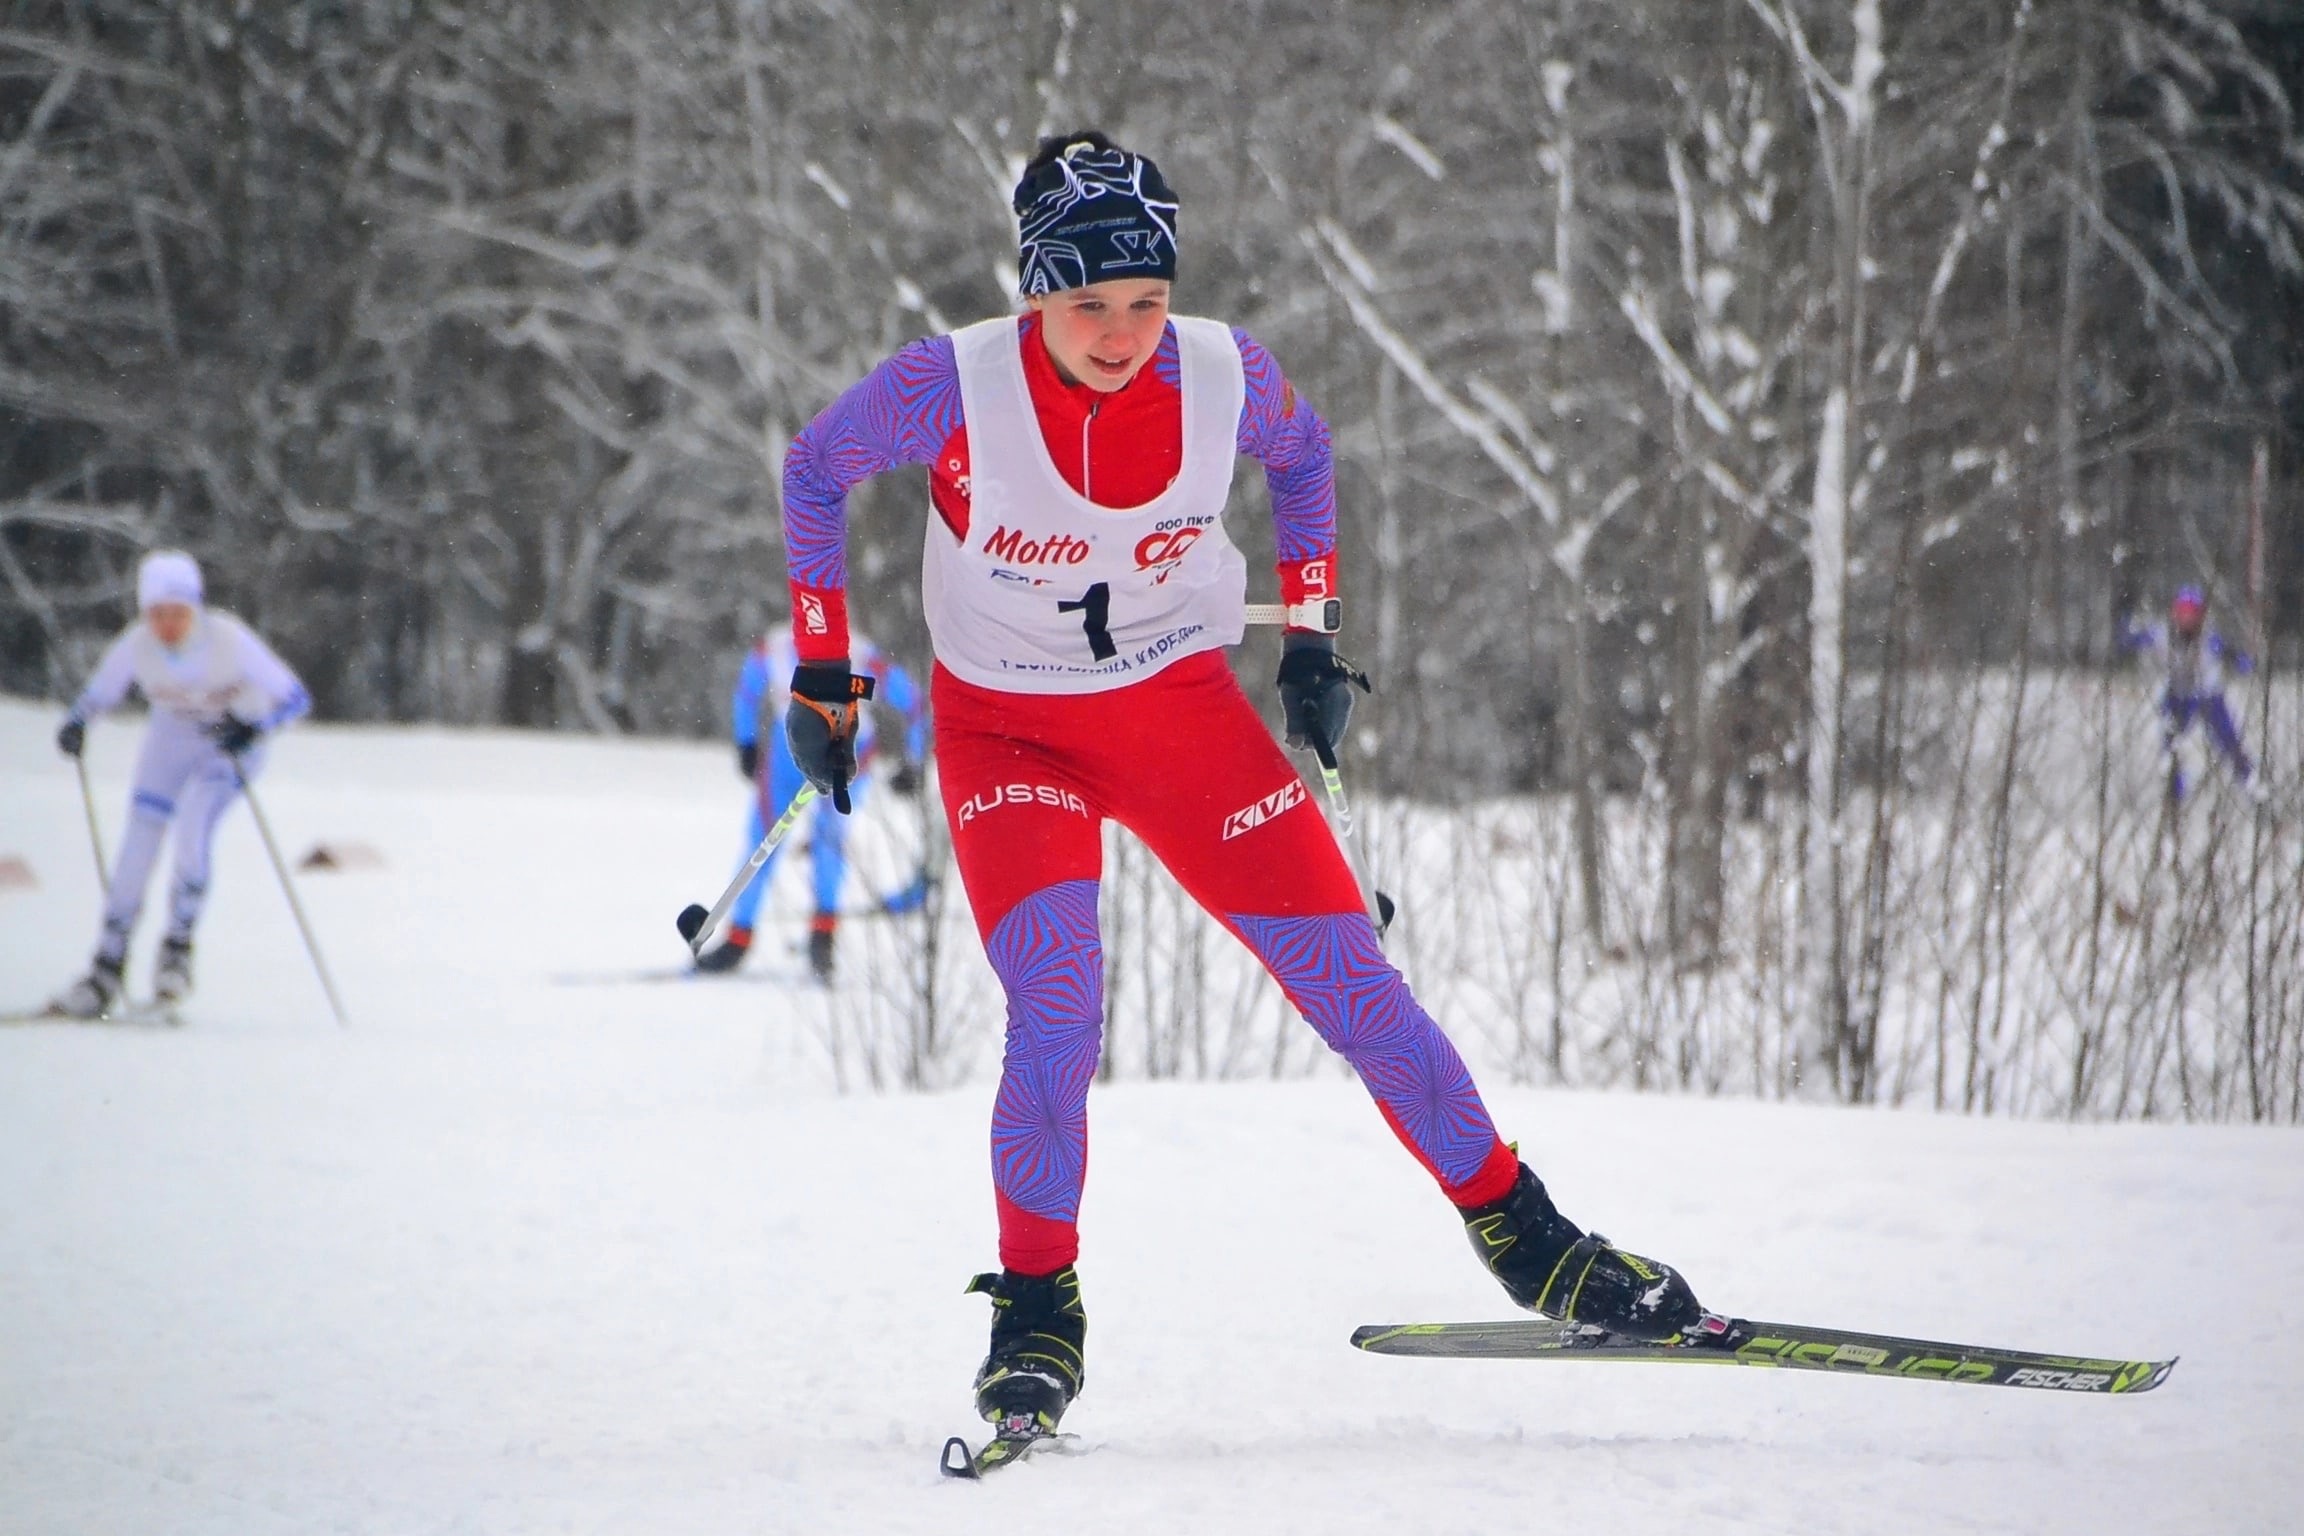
<box><xmin>695</xmin><ymin>623</ymin><xmax>929</xmax><ymax>980</ymax></box>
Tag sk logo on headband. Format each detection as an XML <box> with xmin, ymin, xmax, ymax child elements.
<box><xmin>1016</xmin><ymin>146</ymin><xmax>1178</xmax><ymax>296</ymax></box>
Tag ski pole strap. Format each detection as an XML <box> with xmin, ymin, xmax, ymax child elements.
<box><xmin>1243</xmin><ymin>598</ymin><xmax>1342</xmax><ymax>633</ymax></box>
<box><xmin>1302</xmin><ymin>714</ymin><xmax>1342</xmax><ymax>772</ymax></box>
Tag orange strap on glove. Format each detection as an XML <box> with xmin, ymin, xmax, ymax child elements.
<box><xmin>785</xmin><ymin>663</ymin><xmax>877</xmax><ymax>813</ymax></box>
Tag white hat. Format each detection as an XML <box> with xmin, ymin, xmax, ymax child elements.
<box><xmin>137</xmin><ymin>550</ymin><xmax>203</xmax><ymax>610</ymax></box>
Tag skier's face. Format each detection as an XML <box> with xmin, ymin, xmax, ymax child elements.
<box><xmin>1029</xmin><ymin>279</ymin><xmax>1172</xmax><ymax>393</ymax></box>
<box><xmin>145</xmin><ymin>602</ymin><xmax>195</xmax><ymax>647</ymax></box>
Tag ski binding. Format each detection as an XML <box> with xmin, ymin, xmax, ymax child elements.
<box><xmin>940</xmin><ymin>1409</ymin><xmax>1078</xmax><ymax>1479</ymax></box>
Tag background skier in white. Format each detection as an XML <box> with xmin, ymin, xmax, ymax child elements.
<box><xmin>47</xmin><ymin>550</ymin><xmax>310</xmax><ymax>1016</ymax></box>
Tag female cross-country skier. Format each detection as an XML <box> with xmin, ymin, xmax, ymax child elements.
<box><xmin>47</xmin><ymin>550</ymin><xmax>310</xmax><ymax>1016</ymax></box>
<box><xmin>694</xmin><ymin>621</ymin><xmax>929</xmax><ymax>982</ymax></box>
<box><xmin>2119</xmin><ymin>585</ymin><xmax>2268</xmax><ymax>806</ymax></box>
<box><xmin>775</xmin><ymin>131</ymin><xmax>1710</xmax><ymax>1440</ymax></box>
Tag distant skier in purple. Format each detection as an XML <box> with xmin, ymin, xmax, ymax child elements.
<box><xmin>2120</xmin><ymin>585</ymin><xmax>2267</xmax><ymax>806</ymax></box>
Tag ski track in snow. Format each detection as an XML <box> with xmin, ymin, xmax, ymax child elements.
<box><xmin>0</xmin><ymin>698</ymin><xmax>2297</xmax><ymax>1534</ymax></box>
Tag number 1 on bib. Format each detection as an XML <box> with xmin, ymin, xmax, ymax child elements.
<box><xmin>1059</xmin><ymin>582</ymin><xmax>1116</xmax><ymax>660</ymax></box>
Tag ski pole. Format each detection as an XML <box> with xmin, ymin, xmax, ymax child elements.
<box><xmin>1310</xmin><ymin>736</ymin><xmax>1358</xmax><ymax>835</ymax></box>
<box><xmin>677</xmin><ymin>782</ymin><xmax>820</xmax><ymax>954</ymax></box>
<box><xmin>1306</xmin><ymin>724</ymin><xmax>1396</xmax><ymax>935</ymax></box>
<box><xmin>237</xmin><ymin>772</ymin><xmax>350</xmax><ymax>1028</ymax></box>
<box><xmin>1246</xmin><ymin>595</ymin><xmax>1353</xmax><ymax>832</ymax></box>
<box><xmin>73</xmin><ymin>753</ymin><xmax>110</xmax><ymax>898</ymax></box>
<box><xmin>1245</xmin><ymin>599</ymin><xmax>1400</xmax><ymax>926</ymax></box>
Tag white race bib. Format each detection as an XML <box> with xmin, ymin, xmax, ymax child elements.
<box><xmin>921</xmin><ymin>315</ymin><xmax>1246</xmax><ymax>693</ymax></box>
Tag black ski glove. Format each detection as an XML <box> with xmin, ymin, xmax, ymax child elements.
<box><xmin>736</xmin><ymin>742</ymin><xmax>759</xmax><ymax>781</ymax></box>
<box><xmin>888</xmin><ymin>758</ymin><xmax>923</xmax><ymax>798</ymax></box>
<box><xmin>206</xmin><ymin>715</ymin><xmax>260</xmax><ymax>757</ymax></box>
<box><xmin>57</xmin><ymin>717</ymin><xmax>86</xmax><ymax>758</ymax></box>
<box><xmin>1276</xmin><ymin>634</ymin><xmax>1371</xmax><ymax>768</ymax></box>
<box><xmin>784</xmin><ymin>663</ymin><xmax>876</xmax><ymax>814</ymax></box>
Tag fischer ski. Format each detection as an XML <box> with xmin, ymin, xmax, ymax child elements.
<box><xmin>1351</xmin><ymin>1315</ymin><xmax>2176</xmax><ymax>1395</ymax></box>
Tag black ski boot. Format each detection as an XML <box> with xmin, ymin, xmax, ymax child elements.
<box><xmin>1462</xmin><ymin>1162</ymin><xmax>1706</xmax><ymax>1340</ymax></box>
<box><xmin>153</xmin><ymin>936</ymin><xmax>195</xmax><ymax>1003</ymax></box>
<box><xmin>692</xmin><ymin>925</ymin><xmax>751</xmax><ymax>974</ymax></box>
<box><xmin>967</xmin><ymin>1266</ymin><xmax>1086</xmax><ymax>1435</ymax></box>
<box><xmin>48</xmin><ymin>954</ymin><xmax>125</xmax><ymax>1019</ymax></box>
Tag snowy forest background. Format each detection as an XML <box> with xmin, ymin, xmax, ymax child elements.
<box><xmin>4</xmin><ymin>0</ymin><xmax>2303</xmax><ymax>1122</ymax></box>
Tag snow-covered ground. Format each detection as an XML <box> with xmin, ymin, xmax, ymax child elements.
<box><xmin>1</xmin><ymin>695</ymin><xmax>2298</xmax><ymax>1534</ymax></box>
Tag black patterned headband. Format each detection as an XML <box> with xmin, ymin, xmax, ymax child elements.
<box><xmin>1013</xmin><ymin>142</ymin><xmax>1179</xmax><ymax>296</ymax></box>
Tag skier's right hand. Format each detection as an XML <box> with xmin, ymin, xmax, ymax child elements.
<box><xmin>784</xmin><ymin>663</ymin><xmax>876</xmax><ymax>814</ymax></box>
<box><xmin>56</xmin><ymin>717</ymin><xmax>85</xmax><ymax>758</ymax></box>
<box><xmin>736</xmin><ymin>742</ymin><xmax>759</xmax><ymax>781</ymax></box>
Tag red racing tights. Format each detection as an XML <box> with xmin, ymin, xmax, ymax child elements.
<box><xmin>935</xmin><ymin>650</ymin><xmax>1517</xmax><ymax>1275</ymax></box>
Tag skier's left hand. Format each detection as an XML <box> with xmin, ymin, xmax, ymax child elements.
<box><xmin>1276</xmin><ymin>635</ymin><xmax>1371</xmax><ymax>768</ymax></box>
<box><xmin>206</xmin><ymin>715</ymin><xmax>260</xmax><ymax>756</ymax></box>
<box><xmin>785</xmin><ymin>663</ymin><xmax>876</xmax><ymax>814</ymax></box>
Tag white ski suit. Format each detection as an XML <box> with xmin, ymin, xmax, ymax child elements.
<box><xmin>67</xmin><ymin>610</ymin><xmax>310</xmax><ymax>962</ymax></box>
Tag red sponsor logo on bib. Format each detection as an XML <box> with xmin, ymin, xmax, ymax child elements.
<box><xmin>984</xmin><ymin>526</ymin><xmax>1092</xmax><ymax>566</ymax></box>
<box><xmin>1134</xmin><ymin>526</ymin><xmax>1205</xmax><ymax>571</ymax></box>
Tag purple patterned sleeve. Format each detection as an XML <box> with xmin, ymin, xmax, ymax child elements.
<box><xmin>1232</xmin><ymin>327</ymin><xmax>1337</xmax><ymax>565</ymax></box>
<box><xmin>780</xmin><ymin>335</ymin><xmax>964</xmax><ymax>592</ymax></box>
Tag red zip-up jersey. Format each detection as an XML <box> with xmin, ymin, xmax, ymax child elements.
<box><xmin>782</xmin><ymin>314</ymin><xmax>1337</xmax><ymax>664</ymax></box>
<box><xmin>926</xmin><ymin>313</ymin><xmax>1185</xmax><ymax>539</ymax></box>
